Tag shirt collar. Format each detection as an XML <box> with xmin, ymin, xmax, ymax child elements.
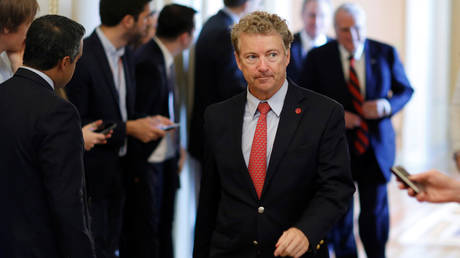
<box><xmin>300</xmin><ymin>30</ymin><xmax>327</xmax><ymax>49</ymax></box>
<box><xmin>21</xmin><ymin>66</ymin><xmax>55</xmax><ymax>90</ymax></box>
<box><xmin>339</xmin><ymin>40</ymin><xmax>365</xmax><ymax>61</ymax></box>
<box><xmin>153</xmin><ymin>36</ymin><xmax>174</xmax><ymax>69</ymax></box>
<box><xmin>246</xmin><ymin>79</ymin><xmax>288</xmax><ymax>118</ymax></box>
<box><xmin>222</xmin><ymin>7</ymin><xmax>241</xmax><ymax>24</ymax></box>
<box><xmin>96</xmin><ymin>27</ymin><xmax>125</xmax><ymax>58</ymax></box>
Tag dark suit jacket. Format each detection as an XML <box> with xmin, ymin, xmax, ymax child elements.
<box><xmin>302</xmin><ymin>39</ymin><xmax>414</xmax><ymax>181</ymax></box>
<box><xmin>287</xmin><ymin>32</ymin><xmax>332</xmax><ymax>87</ymax></box>
<box><xmin>189</xmin><ymin>9</ymin><xmax>247</xmax><ymax>161</ymax></box>
<box><xmin>132</xmin><ymin>38</ymin><xmax>178</xmax><ymax>161</ymax></box>
<box><xmin>193</xmin><ymin>81</ymin><xmax>355</xmax><ymax>258</ymax></box>
<box><xmin>0</xmin><ymin>68</ymin><xmax>95</xmax><ymax>258</ymax></box>
<box><xmin>66</xmin><ymin>30</ymin><xmax>137</xmax><ymax>198</ymax></box>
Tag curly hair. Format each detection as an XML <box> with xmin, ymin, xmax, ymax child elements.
<box><xmin>231</xmin><ymin>11</ymin><xmax>293</xmax><ymax>54</ymax></box>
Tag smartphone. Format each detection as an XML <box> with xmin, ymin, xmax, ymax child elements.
<box><xmin>95</xmin><ymin>122</ymin><xmax>117</xmax><ymax>135</ymax></box>
<box><xmin>391</xmin><ymin>166</ymin><xmax>422</xmax><ymax>194</ymax></box>
<box><xmin>159</xmin><ymin>123</ymin><xmax>180</xmax><ymax>131</ymax></box>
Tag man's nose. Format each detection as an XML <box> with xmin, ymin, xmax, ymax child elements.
<box><xmin>257</xmin><ymin>57</ymin><xmax>269</xmax><ymax>71</ymax></box>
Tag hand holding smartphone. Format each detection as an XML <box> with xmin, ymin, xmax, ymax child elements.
<box><xmin>391</xmin><ymin>166</ymin><xmax>423</xmax><ymax>194</ymax></box>
<box><xmin>158</xmin><ymin>123</ymin><xmax>180</xmax><ymax>131</ymax></box>
<box><xmin>95</xmin><ymin>122</ymin><xmax>117</xmax><ymax>135</ymax></box>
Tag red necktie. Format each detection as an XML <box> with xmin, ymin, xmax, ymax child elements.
<box><xmin>348</xmin><ymin>56</ymin><xmax>369</xmax><ymax>155</ymax></box>
<box><xmin>248</xmin><ymin>102</ymin><xmax>270</xmax><ymax>199</ymax></box>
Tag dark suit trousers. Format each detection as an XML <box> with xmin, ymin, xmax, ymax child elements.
<box><xmin>328</xmin><ymin>149</ymin><xmax>389</xmax><ymax>258</ymax></box>
<box><xmin>158</xmin><ymin>157</ymin><xmax>180</xmax><ymax>258</ymax></box>
<box><xmin>121</xmin><ymin>160</ymin><xmax>161</xmax><ymax>258</ymax></box>
<box><xmin>89</xmin><ymin>156</ymin><xmax>126</xmax><ymax>258</ymax></box>
<box><xmin>120</xmin><ymin>157</ymin><xmax>179</xmax><ymax>258</ymax></box>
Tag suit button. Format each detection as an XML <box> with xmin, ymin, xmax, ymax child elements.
<box><xmin>320</xmin><ymin>240</ymin><xmax>324</xmax><ymax>245</ymax></box>
<box><xmin>258</xmin><ymin>206</ymin><xmax>265</xmax><ymax>214</ymax></box>
<box><xmin>316</xmin><ymin>244</ymin><xmax>321</xmax><ymax>250</ymax></box>
<box><xmin>253</xmin><ymin>240</ymin><xmax>258</xmax><ymax>246</ymax></box>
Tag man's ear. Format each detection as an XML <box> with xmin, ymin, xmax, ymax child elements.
<box><xmin>121</xmin><ymin>15</ymin><xmax>135</xmax><ymax>28</ymax></box>
<box><xmin>58</xmin><ymin>56</ymin><xmax>71</xmax><ymax>70</ymax></box>
<box><xmin>179</xmin><ymin>32</ymin><xmax>191</xmax><ymax>45</ymax></box>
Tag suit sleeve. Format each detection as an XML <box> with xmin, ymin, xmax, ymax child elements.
<box><xmin>37</xmin><ymin>100</ymin><xmax>96</xmax><ymax>258</ymax></box>
<box><xmin>295</xmin><ymin>104</ymin><xmax>355</xmax><ymax>248</ymax></box>
<box><xmin>387</xmin><ymin>46</ymin><xmax>414</xmax><ymax>115</ymax></box>
<box><xmin>193</xmin><ymin>108</ymin><xmax>221</xmax><ymax>258</ymax></box>
<box><xmin>132</xmin><ymin>58</ymin><xmax>164</xmax><ymax>159</ymax></box>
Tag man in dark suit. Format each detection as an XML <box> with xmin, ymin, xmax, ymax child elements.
<box><xmin>123</xmin><ymin>4</ymin><xmax>196</xmax><ymax>258</ymax></box>
<box><xmin>65</xmin><ymin>1</ymin><xmax>169</xmax><ymax>257</ymax></box>
<box><xmin>287</xmin><ymin>0</ymin><xmax>332</xmax><ymax>86</ymax></box>
<box><xmin>302</xmin><ymin>3</ymin><xmax>414</xmax><ymax>258</ymax></box>
<box><xmin>193</xmin><ymin>11</ymin><xmax>355</xmax><ymax>258</ymax></box>
<box><xmin>189</xmin><ymin>0</ymin><xmax>250</xmax><ymax>163</ymax></box>
<box><xmin>0</xmin><ymin>15</ymin><xmax>95</xmax><ymax>258</ymax></box>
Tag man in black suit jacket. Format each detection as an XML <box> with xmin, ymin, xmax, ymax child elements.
<box><xmin>193</xmin><ymin>11</ymin><xmax>354</xmax><ymax>258</ymax></box>
<box><xmin>123</xmin><ymin>5</ymin><xmax>196</xmax><ymax>258</ymax></box>
<box><xmin>189</xmin><ymin>0</ymin><xmax>250</xmax><ymax>162</ymax></box>
<box><xmin>287</xmin><ymin>0</ymin><xmax>332</xmax><ymax>86</ymax></box>
<box><xmin>0</xmin><ymin>15</ymin><xmax>95</xmax><ymax>258</ymax></box>
<box><xmin>65</xmin><ymin>1</ymin><xmax>167</xmax><ymax>257</ymax></box>
<box><xmin>301</xmin><ymin>3</ymin><xmax>414</xmax><ymax>258</ymax></box>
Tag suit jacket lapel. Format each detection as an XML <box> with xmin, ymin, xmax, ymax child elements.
<box><xmin>364</xmin><ymin>40</ymin><xmax>378</xmax><ymax>100</ymax></box>
<box><xmin>230</xmin><ymin>92</ymin><xmax>261</xmax><ymax>200</ymax></box>
<box><xmin>122</xmin><ymin>52</ymin><xmax>135</xmax><ymax>118</ymax></box>
<box><xmin>89</xmin><ymin>32</ymin><xmax>122</xmax><ymax>115</ymax></box>
<box><xmin>264</xmin><ymin>83</ymin><xmax>306</xmax><ymax>194</ymax></box>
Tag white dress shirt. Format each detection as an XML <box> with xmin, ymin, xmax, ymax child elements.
<box><xmin>242</xmin><ymin>80</ymin><xmax>288</xmax><ymax>168</ymax></box>
<box><xmin>96</xmin><ymin>27</ymin><xmax>128</xmax><ymax>156</ymax></box>
<box><xmin>300</xmin><ymin>30</ymin><xmax>327</xmax><ymax>57</ymax></box>
<box><xmin>148</xmin><ymin>37</ymin><xmax>177</xmax><ymax>163</ymax></box>
<box><xmin>0</xmin><ymin>52</ymin><xmax>13</xmax><ymax>84</ymax></box>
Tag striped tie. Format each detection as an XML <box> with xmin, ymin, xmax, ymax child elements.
<box><xmin>348</xmin><ymin>56</ymin><xmax>369</xmax><ymax>155</ymax></box>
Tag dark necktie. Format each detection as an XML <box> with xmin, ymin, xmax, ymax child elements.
<box><xmin>348</xmin><ymin>56</ymin><xmax>369</xmax><ymax>155</ymax></box>
<box><xmin>248</xmin><ymin>102</ymin><xmax>270</xmax><ymax>199</ymax></box>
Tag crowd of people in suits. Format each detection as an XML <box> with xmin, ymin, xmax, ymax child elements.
<box><xmin>2</xmin><ymin>0</ymin><xmax>457</xmax><ymax>257</ymax></box>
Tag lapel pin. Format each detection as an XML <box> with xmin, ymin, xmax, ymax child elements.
<box><xmin>295</xmin><ymin>107</ymin><xmax>302</xmax><ymax>114</ymax></box>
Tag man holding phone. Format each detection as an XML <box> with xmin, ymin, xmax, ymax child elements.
<box><xmin>398</xmin><ymin>169</ymin><xmax>460</xmax><ymax>204</ymax></box>
<box><xmin>0</xmin><ymin>15</ymin><xmax>95</xmax><ymax>258</ymax></box>
<box><xmin>123</xmin><ymin>4</ymin><xmax>196</xmax><ymax>258</ymax></box>
<box><xmin>65</xmin><ymin>0</ymin><xmax>173</xmax><ymax>257</ymax></box>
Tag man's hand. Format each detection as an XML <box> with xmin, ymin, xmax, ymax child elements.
<box><xmin>82</xmin><ymin>120</ymin><xmax>111</xmax><ymax>150</ymax></box>
<box><xmin>344</xmin><ymin>111</ymin><xmax>361</xmax><ymax>129</ymax></box>
<box><xmin>362</xmin><ymin>99</ymin><xmax>390</xmax><ymax>119</ymax></box>
<box><xmin>274</xmin><ymin>227</ymin><xmax>309</xmax><ymax>258</ymax></box>
<box><xmin>126</xmin><ymin>115</ymin><xmax>172</xmax><ymax>143</ymax></box>
<box><xmin>397</xmin><ymin>169</ymin><xmax>460</xmax><ymax>203</ymax></box>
